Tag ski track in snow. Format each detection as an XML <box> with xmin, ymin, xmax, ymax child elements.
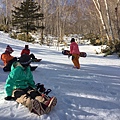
<box><xmin>0</xmin><ymin>31</ymin><xmax>120</xmax><ymax>120</ymax></box>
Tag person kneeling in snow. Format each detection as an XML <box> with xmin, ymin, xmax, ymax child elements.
<box><xmin>1</xmin><ymin>45</ymin><xmax>17</xmax><ymax>71</ymax></box>
<box><xmin>4</xmin><ymin>54</ymin><xmax>57</xmax><ymax>116</ymax></box>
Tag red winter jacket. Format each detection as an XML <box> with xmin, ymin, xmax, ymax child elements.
<box><xmin>70</xmin><ymin>42</ymin><xmax>80</xmax><ymax>55</ymax></box>
<box><xmin>21</xmin><ymin>49</ymin><xmax>30</xmax><ymax>55</ymax></box>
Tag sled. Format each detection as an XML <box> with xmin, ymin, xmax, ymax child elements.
<box><xmin>62</xmin><ymin>50</ymin><xmax>87</xmax><ymax>57</ymax></box>
<box><xmin>31</xmin><ymin>59</ymin><xmax>42</xmax><ymax>62</ymax></box>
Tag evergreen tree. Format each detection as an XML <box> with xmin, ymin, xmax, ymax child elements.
<box><xmin>12</xmin><ymin>0</ymin><xmax>44</xmax><ymax>41</ymax></box>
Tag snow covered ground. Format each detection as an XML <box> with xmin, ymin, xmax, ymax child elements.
<box><xmin>0</xmin><ymin>31</ymin><xmax>120</xmax><ymax>120</ymax></box>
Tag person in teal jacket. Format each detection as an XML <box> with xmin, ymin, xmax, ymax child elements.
<box><xmin>4</xmin><ymin>54</ymin><xmax>57</xmax><ymax>116</ymax></box>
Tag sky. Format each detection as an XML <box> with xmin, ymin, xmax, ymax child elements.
<box><xmin>0</xmin><ymin>31</ymin><xmax>120</xmax><ymax>120</ymax></box>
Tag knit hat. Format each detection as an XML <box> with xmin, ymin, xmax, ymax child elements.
<box><xmin>70</xmin><ymin>38</ymin><xmax>75</xmax><ymax>43</ymax></box>
<box><xmin>6</xmin><ymin>45</ymin><xmax>14</xmax><ymax>53</ymax></box>
<box><xmin>25</xmin><ymin>45</ymin><xmax>29</xmax><ymax>49</ymax></box>
<box><xmin>19</xmin><ymin>54</ymin><xmax>31</xmax><ymax>65</ymax></box>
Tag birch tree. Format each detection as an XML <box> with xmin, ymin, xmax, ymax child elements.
<box><xmin>115</xmin><ymin>0</ymin><xmax>120</xmax><ymax>40</ymax></box>
<box><xmin>104</xmin><ymin>0</ymin><xmax>114</xmax><ymax>42</ymax></box>
<box><xmin>92</xmin><ymin>0</ymin><xmax>110</xmax><ymax>41</ymax></box>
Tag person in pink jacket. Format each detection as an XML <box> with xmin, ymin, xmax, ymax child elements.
<box><xmin>69</xmin><ymin>38</ymin><xmax>80</xmax><ymax>69</ymax></box>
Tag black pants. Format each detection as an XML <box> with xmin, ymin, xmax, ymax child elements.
<box><xmin>3</xmin><ymin>57</ymin><xmax>17</xmax><ymax>72</ymax></box>
<box><xmin>30</xmin><ymin>54</ymin><xmax>36</xmax><ymax>59</ymax></box>
<box><xmin>13</xmin><ymin>87</ymin><xmax>41</xmax><ymax>100</ymax></box>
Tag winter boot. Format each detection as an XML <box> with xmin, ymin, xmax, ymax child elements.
<box><xmin>31</xmin><ymin>99</ymin><xmax>46</xmax><ymax>116</ymax></box>
<box><xmin>44</xmin><ymin>97</ymin><xmax>57</xmax><ymax>113</ymax></box>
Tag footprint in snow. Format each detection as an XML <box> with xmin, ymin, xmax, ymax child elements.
<box><xmin>10</xmin><ymin>112</ymin><xmax>15</xmax><ymax>117</ymax></box>
<box><xmin>53</xmin><ymin>85</ymin><xmax>60</xmax><ymax>90</ymax></box>
<box><xmin>110</xmin><ymin>91</ymin><xmax>117</xmax><ymax>95</ymax></box>
<box><xmin>62</xmin><ymin>98</ymin><xmax>76</xmax><ymax>108</ymax></box>
<box><xmin>10</xmin><ymin>107</ymin><xmax>15</xmax><ymax>117</ymax></box>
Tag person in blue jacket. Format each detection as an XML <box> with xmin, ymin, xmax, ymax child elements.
<box><xmin>4</xmin><ymin>54</ymin><xmax>57</xmax><ymax>116</ymax></box>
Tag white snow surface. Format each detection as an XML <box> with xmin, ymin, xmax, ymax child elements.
<box><xmin>0</xmin><ymin>31</ymin><xmax>120</xmax><ymax>120</ymax></box>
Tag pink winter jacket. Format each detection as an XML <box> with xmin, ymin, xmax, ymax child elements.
<box><xmin>70</xmin><ymin>42</ymin><xmax>80</xmax><ymax>55</ymax></box>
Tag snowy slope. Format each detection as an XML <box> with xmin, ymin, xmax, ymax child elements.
<box><xmin>0</xmin><ymin>31</ymin><xmax>120</xmax><ymax>120</ymax></box>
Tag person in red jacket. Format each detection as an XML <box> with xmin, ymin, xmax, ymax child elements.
<box><xmin>1</xmin><ymin>45</ymin><xmax>17</xmax><ymax>71</ymax></box>
<box><xmin>21</xmin><ymin>45</ymin><xmax>36</xmax><ymax>60</ymax></box>
<box><xmin>69</xmin><ymin>38</ymin><xmax>80</xmax><ymax>69</ymax></box>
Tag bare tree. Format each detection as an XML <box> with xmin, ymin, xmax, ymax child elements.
<box><xmin>92</xmin><ymin>0</ymin><xmax>110</xmax><ymax>41</ymax></box>
<box><xmin>104</xmin><ymin>0</ymin><xmax>114</xmax><ymax>41</ymax></box>
<box><xmin>115</xmin><ymin>0</ymin><xmax>120</xmax><ymax>40</ymax></box>
<box><xmin>1</xmin><ymin>0</ymin><xmax>120</xmax><ymax>44</ymax></box>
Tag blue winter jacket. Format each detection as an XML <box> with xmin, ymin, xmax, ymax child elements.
<box><xmin>5</xmin><ymin>62</ymin><xmax>36</xmax><ymax>96</ymax></box>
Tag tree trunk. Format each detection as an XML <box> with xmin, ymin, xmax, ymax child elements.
<box><xmin>115</xmin><ymin>0</ymin><xmax>120</xmax><ymax>40</ymax></box>
<box><xmin>92</xmin><ymin>0</ymin><xmax>110</xmax><ymax>41</ymax></box>
<box><xmin>104</xmin><ymin>0</ymin><xmax>114</xmax><ymax>42</ymax></box>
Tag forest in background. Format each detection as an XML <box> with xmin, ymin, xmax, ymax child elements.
<box><xmin>0</xmin><ymin>0</ymin><xmax>120</xmax><ymax>56</ymax></box>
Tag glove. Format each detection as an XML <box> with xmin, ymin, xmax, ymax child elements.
<box><xmin>68</xmin><ymin>54</ymin><xmax>72</xmax><ymax>58</ymax></box>
<box><xmin>4</xmin><ymin>96</ymin><xmax>13</xmax><ymax>100</ymax></box>
<box><xmin>39</xmin><ymin>84</ymin><xmax>46</xmax><ymax>92</ymax></box>
<box><xmin>72</xmin><ymin>55</ymin><xmax>75</xmax><ymax>60</ymax></box>
<box><xmin>36</xmin><ymin>83</ymin><xmax>46</xmax><ymax>93</ymax></box>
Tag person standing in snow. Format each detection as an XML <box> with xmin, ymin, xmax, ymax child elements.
<box><xmin>69</xmin><ymin>38</ymin><xmax>80</xmax><ymax>69</ymax></box>
<box><xmin>21</xmin><ymin>45</ymin><xmax>37</xmax><ymax>60</ymax></box>
<box><xmin>1</xmin><ymin>45</ymin><xmax>17</xmax><ymax>71</ymax></box>
<box><xmin>4</xmin><ymin>54</ymin><xmax>57</xmax><ymax>116</ymax></box>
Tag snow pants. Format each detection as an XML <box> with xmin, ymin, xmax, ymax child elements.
<box><xmin>3</xmin><ymin>57</ymin><xmax>17</xmax><ymax>72</ymax></box>
<box><xmin>30</xmin><ymin>54</ymin><xmax>36</xmax><ymax>59</ymax></box>
<box><xmin>72</xmin><ymin>54</ymin><xmax>80</xmax><ymax>69</ymax></box>
<box><xmin>12</xmin><ymin>87</ymin><xmax>45</xmax><ymax>111</ymax></box>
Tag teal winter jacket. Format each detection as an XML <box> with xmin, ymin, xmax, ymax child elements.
<box><xmin>5</xmin><ymin>62</ymin><xmax>36</xmax><ymax>96</ymax></box>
